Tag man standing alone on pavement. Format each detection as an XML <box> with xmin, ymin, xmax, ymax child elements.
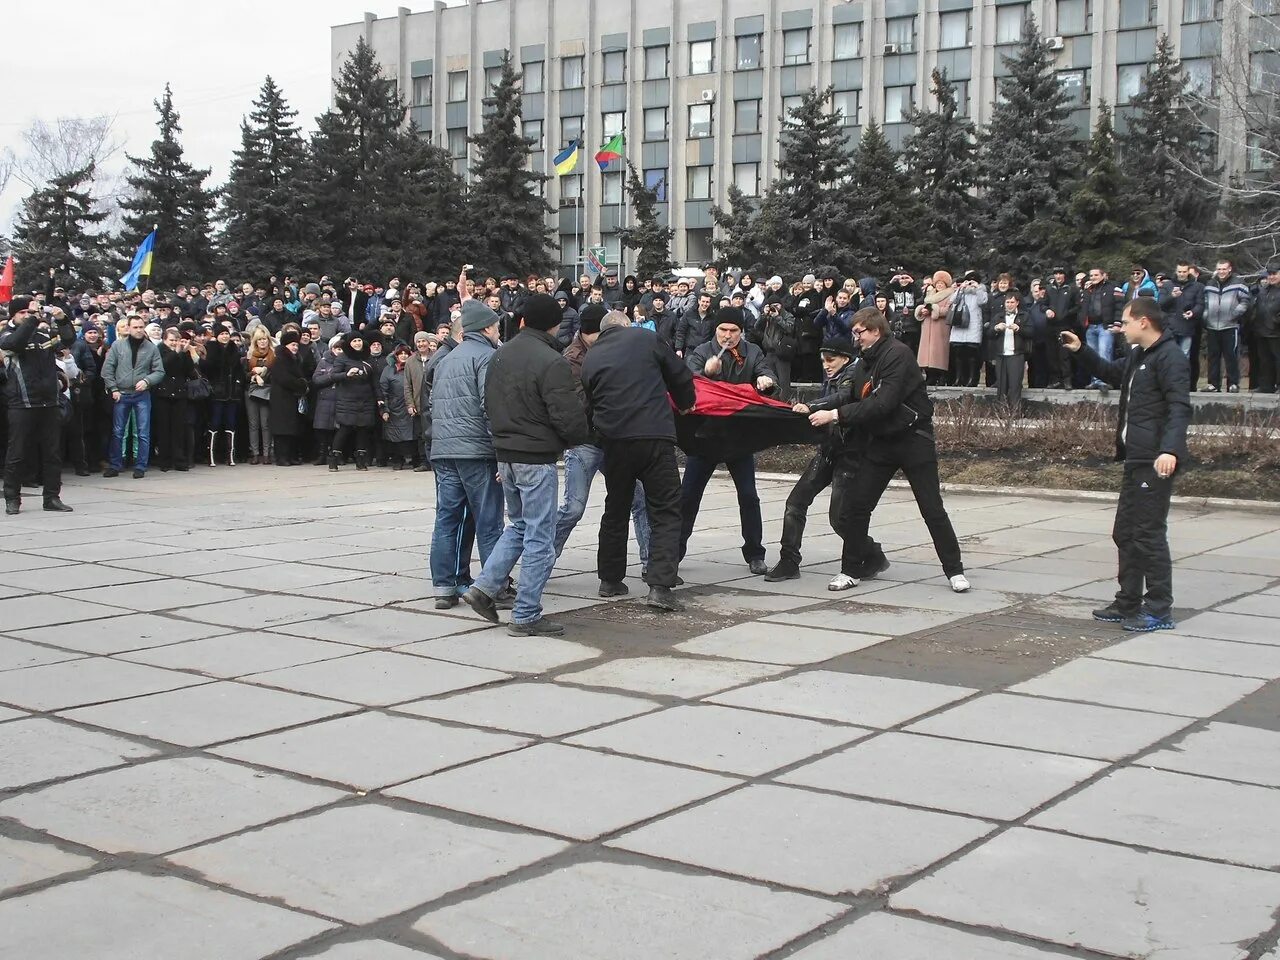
<box><xmin>464</xmin><ymin>294</ymin><xmax>589</xmax><ymax>636</ymax></box>
<box><xmin>1062</xmin><ymin>297</ymin><xmax>1191</xmax><ymax>632</ymax></box>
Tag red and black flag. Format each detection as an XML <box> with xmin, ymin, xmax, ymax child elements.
<box><xmin>674</xmin><ymin>377</ymin><xmax>824</xmax><ymax>461</ymax></box>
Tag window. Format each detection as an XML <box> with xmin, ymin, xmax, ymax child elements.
<box><xmin>833</xmin><ymin>23</ymin><xmax>862</xmax><ymax>59</ymax></box>
<box><xmin>884</xmin><ymin>85</ymin><xmax>914</xmax><ymax>124</ymax></box>
<box><xmin>484</xmin><ymin>66</ymin><xmax>502</xmax><ymax>96</ymax></box>
<box><xmin>782</xmin><ymin>95</ymin><xmax>804</xmax><ymax>123</ymax></box>
<box><xmin>447</xmin><ymin>127</ymin><xmax>468</xmax><ymax>158</ymax></box>
<box><xmin>1057</xmin><ymin>0</ymin><xmax>1089</xmax><ymax>34</ymax></box>
<box><xmin>939</xmin><ymin>11</ymin><xmax>970</xmax><ymax>49</ymax></box>
<box><xmin>1251</xmin><ymin>53</ymin><xmax>1280</xmax><ymax>94</ymax></box>
<box><xmin>782</xmin><ymin>28</ymin><xmax>810</xmax><ymax>65</ymax></box>
<box><xmin>733</xmin><ymin>162</ymin><xmax>759</xmax><ymax>196</ymax></box>
<box><xmin>688</xmin><ymin>102</ymin><xmax>712</xmax><ymax>138</ymax></box>
<box><xmin>559</xmin><ymin>173</ymin><xmax>583</xmax><ymax>206</ymax></box>
<box><xmin>603</xmin><ymin>50</ymin><xmax>625</xmax><ymax>84</ymax></box>
<box><xmin>645</xmin><ymin>45</ymin><xmax>669</xmax><ymax>79</ymax></box>
<box><xmin>1184</xmin><ymin>59</ymin><xmax>1216</xmax><ymax>98</ymax></box>
<box><xmin>886</xmin><ymin>17</ymin><xmax>916</xmax><ymax>54</ymax></box>
<box><xmin>644</xmin><ymin>107</ymin><xmax>668</xmax><ymax>140</ymax></box>
<box><xmin>1247</xmin><ymin>133</ymin><xmax>1274</xmax><ymax>172</ymax></box>
<box><xmin>602</xmin><ymin>170</ymin><xmax>623</xmax><ymax>204</ymax></box>
<box><xmin>523</xmin><ymin>119</ymin><xmax>543</xmax><ymax>148</ymax></box>
<box><xmin>603</xmin><ymin>111</ymin><xmax>625</xmax><ymax>138</ymax></box>
<box><xmin>735</xmin><ymin>98</ymin><xmax>760</xmax><ymax>133</ymax></box>
<box><xmin>561</xmin><ymin>233</ymin><xmax>582</xmax><ymax>264</ymax></box>
<box><xmin>523</xmin><ymin>61</ymin><xmax>544</xmax><ymax>93</ymax></box>
<box><xmin>447</xmin><ymin>71</ymin><xmax>468</xmax><ymax>102</ymax></box>
<box><xmin>736</xmin><ymin>34</ymin><xmax>761</xmax><ymax>70</ymax></box>
<box><xmin>1118</xmin><ymin>0</ymin><xmax>1154</xmax><ymax>28</ymax></box>
<box><xmin>996</xmin><ymin>5</ymin><xmax>1027</xmax><ymax>44</ymax></box>
<box><xmin>832</xmin><ymin>90</ymin><xmax>860</xmax><ymax>126</ymax></box>
<box><xmin>561</xmin><ymin>115</ymin><xmax>583</xmax><ymax>146</ymax></box>
<box><xmin>644</xmin><ymin>167</ymin><xmax>668</xmax><ymax>201</ymax></box>
<box><xmin>951</xmin><ymin>80</ymin><xmax>971</xmax><ymax>117</ymax></box>
<box><xmin>686</xmin><ymin>228</ymin><xmax>714</xmax><ymax>263</ymax></box>
<box><xmin>687</xmin><ymin>165</ymin><xmax>712</xmax><ymax>199</ymax></box>
<box><xmin>1117</xmin><ymin>64</ymin><xmax>1147</xmax><ymax>103</ymax></box>
<box><xmin>412</xmin><ymin>75</ymin><xmax>433</xmax><ymax>106</ymax></box>
<box><xmin>562</xmin><ymin>56</ymin><xmax>584</xmax><ymax>88</ymax></box>
<box><xmin>690</xmin><ymin>39</ymin><xmax>714</xmax><ymax>75</ymax></box>
<box><xmin>1058</xmin><ymin>69</ymin><xmax>1089</xmax><ymax>105</ymax></box>
<box><xmin>1183</xmin><ymin>0</ymin><xmax>1221</xmax><ymax>21</ymax></box>
<box><xmin>604</xmin><ymin>235</ymin><xmax>622</xmax><ymax>267</ymax></box>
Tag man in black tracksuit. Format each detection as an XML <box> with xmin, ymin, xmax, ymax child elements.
<box><xmin>1</xmin><ymin>297</ymin><xmax>76</xmax><ymax>514</ymax></box>
<box><xmin>814</xmin><ymin>308</ymin><xmax>969</xmax><ymax>592</ymax></box>
<box><xmin>1063</xmin><ymin>297</ymin><xmax>1191</xmax><ymax>632</ymax></box>
<box><xmin>582</xmin><ymin>314</ymin><xmax>697</xmax><ymax>612</ymax></box>
<box><xmin>765</xmin><ymin>337</ymin><xmax>887</xmax><ymax>586</ymax></box>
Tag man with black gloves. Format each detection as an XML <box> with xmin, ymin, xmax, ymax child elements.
<box><xmin>582</xmin><ymin>312</ymin><xmax>697</xmax><ymax>612</ymax></box>
<box><xmin>1062</xmin><ymin>297</ymin><xmax>1191</xmax><ymax>632</ymax></box>
<box><xmin>812</xmin><ymin>308</ymin><xmax>970</xmax><ymax>592</ymax></box>
<box><xmin>766</xmin><ymin>337</ymin><xmax>887</xmax><ymax>588</ymax></box>
<box><xmin>463</xmin><ymin>293</ymin><xmax>590</xmax><ymax>637</ymax></box>
<box><xmin>1</xmin><ymin>297</ymin><xmax>76</xmax><ymax>514</ymax></box>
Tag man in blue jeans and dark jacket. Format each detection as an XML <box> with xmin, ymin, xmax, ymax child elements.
<box><xmin>101</xmin><ymin>313</ymin><xmax>165</xmax><ymax>480</ymax></box>
<box><xmin>1062</xmin><ymin>297</ymin><xmax>1191</xmax><ymax>632</ymax></box>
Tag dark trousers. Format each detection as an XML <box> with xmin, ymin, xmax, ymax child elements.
<box><xmin>831</xmin><ymin>458</ymin><xmax>887</xmax><ymax>577</ymax></box>
<box><xmin>779</xmin><ymin>451</ymin><xmax>835</xmax><ymax>566</ymax></box>
<box><xmin>1205</xmin><ymin>327</ymin><xmax>1240</xmax><ymax>388</ymax></box>
<box><xmin>4</xmin><ymin>407</ymin><xmax>62</xmax><ymax>503</ymax></box>
<box><xmin>1255</xmin><ymin>336</ymin><xmax>1280</xmax><ymax>393</ymax></box>
<box><xmin>333</xmin><ymin>423</ymin><xmax>374</xmax><ymax>454</ymax></box>
<box><xmin>679</xmin><ymin>453</ymin><xmax>764</xmax><ymax>563</ymax></box>
<box><xmin>1113</xmin><ymin>463</ymin><xmax>1175</xmax><ymax>618</ymax></box>
<box><xmin>839</xmin><ymin>439</ymin><xmax>964</xmax><ymax>578</ymax></box>
<box><xmin>152</xmin><ymin>395</ymin><xmax>190</xmax><ymax>469</ymax></box>
<box><xmin>599</xmin><ymin>439</ymin><xmax>681</xmax><ymax>587</ymax></box>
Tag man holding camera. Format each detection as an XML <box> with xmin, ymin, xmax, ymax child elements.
<box><xmin>1</xmin><ymin>297</ymin><xmax>77</xmax><ymax>514</ymax></box>
<box><xmin>1061</xmin><ymin>297</ymin><xmax>1191</xmax><ymax>632</ymax></box>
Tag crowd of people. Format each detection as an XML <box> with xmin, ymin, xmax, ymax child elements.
<box><xmin>0</xmin><ymin>254</ymin><xmax>1217</xmax><ymax>633</ymax></box>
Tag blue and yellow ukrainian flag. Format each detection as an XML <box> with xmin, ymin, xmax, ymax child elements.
<box><xmin>120</xmin><ymin>229</ymin><xmax>157</xmax><ymax>291</ymax></box>
<box><xmin>553</xmin><ymin>140</ymin><xmax>581</xmax><ymax>175</ymax></box>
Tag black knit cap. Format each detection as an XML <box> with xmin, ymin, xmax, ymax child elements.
<box><xmin>716</xmin><ymin>306</ymin><xmax>745</xmax><ymax>329</ymax></box>
<box><xmin>523</xmin><ymin>293</ymin><xmax>561</xmax><ymax>332</ymax></box>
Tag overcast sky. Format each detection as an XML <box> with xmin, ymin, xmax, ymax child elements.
<box><xmin>3</xmin><ymin>0</ymin><xmax>424</xmax><ymax>232</ymax></box>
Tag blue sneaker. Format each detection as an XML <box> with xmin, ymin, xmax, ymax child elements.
<box><xmin>1121</xmin><ymin>612</ymin><xmax>1176</xmax><ymax>633</ymax></box>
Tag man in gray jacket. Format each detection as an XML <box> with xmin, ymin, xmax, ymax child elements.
<box><xmin>428</xmin><ymin>297</ymin><xmax>504</xmax><ymax>609</ymax></box>
<box><xmin>102</xmin><ymin>314</ymin><xmax>165</xmax><ymax>479</ymax></box>
<box><xmin>1202</xmin><ymin>258</ymin><xmax>1251</xmax><ymax>393</ymax></box>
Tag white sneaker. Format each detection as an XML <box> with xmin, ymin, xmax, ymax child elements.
<box><xmin>950</xmin><ymin>574</ymin><xmax>971</xmax><ymax>593</ymax></box>
<box><xmin>828</xmin><ymin>573</ymin><xmax>860</xmax><ymax>592</ymax></box>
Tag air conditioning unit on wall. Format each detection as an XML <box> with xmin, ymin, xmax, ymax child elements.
<box><xmin>883</xmin><ymin>42</ymin><xmax>898</xmax><ymax>55</ymax></box>
<box><xmin>701</xmin><ymin>89</ymin><xmax>716</xmax><ymax>102</ymax></box>
<box><xmin>1047</xmin><ymin>36</ymin><xmax>1065</xmax><ymax>51</ymax></box>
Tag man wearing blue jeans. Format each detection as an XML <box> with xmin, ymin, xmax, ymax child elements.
<box><xmin>101</xmin><ymin>314</ymin><xmax>165</xmax><ymax>479</ymax></box>
<box><xmin>464</xmin><ymin>294</ymin><xmax>589</xmax><ymax>636</ymax></box>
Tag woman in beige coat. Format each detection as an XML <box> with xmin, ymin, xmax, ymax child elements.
<box><xmin>915</xmin><ymin>270</ymin><xmax>955</xmax><ymax>385</ymax></box>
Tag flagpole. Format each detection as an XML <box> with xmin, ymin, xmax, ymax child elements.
<box><xmin>141</xmin><ymin>223</ymin><xmax>157</xmax><ymax>293</ymax></box>
<box><xmin>575</xmin><ymin>152</ymin><xmax>581</xmax><ymax>281</ymax></box>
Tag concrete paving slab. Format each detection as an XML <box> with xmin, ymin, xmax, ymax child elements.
<box><xmin>2</xmin><ymin>562</ymin><xmax>154</xmax><ymax>593</ymax></box>
<box><xmin>56</xmin><ymin>579</ymin><xmax>252</xmax><ymax>613</ymax></box>
<box><xmin>212</xmin><ymin>711</ymin><xmax>528</xmax><ymax>789</ymax></box>
<box><xmin>0</xmin><ymin>836</ymin><xmax>96</xmax><ymax>895</ymax></box>
<box><xmin>0</xmin><ymin>716</ymin><xmax>159</xmax><ymax>790</ymax></box>
<box><xmin>0</xmin><ymin>871</ymin><xmax>333</xmax><ymax>960</ymax></box>
<box><xmin>0</xmin><ymin>657</ymin><xmax>207</xmax><ymax>711</ymax></box>
<box><xmin>568</xmin><ymin>703</ymin><xmax>869</xmax><ymax>776</ymax></box>
<box><xmin>1145</xmin><ymin>722</ymin><xmax>1280</xmax><ymax>787</ymax></box>
<box><xmin>0</xmin><ymin>755</ymin><xmax>344</xmax><ymax>854</ymax></box>
<box><xmin>1011</xmin><ymin>657</ymin><xmax>1264</xmax><ymax>716</ymax></box>
<box><xmin>168</xmin><ymin>593</ymin><xmax>369</xmax><ymax>630</ymax></box>
<box><xmin>12</xmin><ymin>612</ymin><xmax>231</xmax><ymax>655</ymax></box>
<box><xmin>1092</xmin><ymin>633</ymin><xmax>1280</xmax><ymax>679</ymax></box>
<box><xmin>396</xmin><ymin>631</ymin><xmax>600</xmax><ymax>673</ymax></box>
<box><xmin>674</xmin><ymin>622</ymin><xmax>890</xmax><ymax>665</ymax></box>
<box><xmin>0</xmin><ymin>636</ymin><xmax>83</xmax><ymax>671</ymax></box>
<box><xmin>708</xmin><ymin>670</ymin><xmax>975</xmax><ymax>727</ymax></box>
<box><xmin>119</xmin><ymin>631</ymin><xmax>361</xmax><ymax>677</ymax></box>
<box><xmin>414</xmin><ymin>859</ymin><xmax>843</xmax><ymax>960</ymax></box>
<box><xmin>1178</xmin><ymin>611</ymin><xmax>1280</xmax><ymax>645</ymax></box>
<box><xmin>893</xmin><ymin>827</ymin><xmax>1280</xmax><ymax>960</ymax></box>
<box><xmin>171</xmin><ymin>803</ymin><xmax>566</xmax><ymax>924</ymax></box>
<box><xmin>609</xmin><ymin>783</ymin><xmax>993</xmax><ymax>896</ymax></box>
<box><xmin>905</xmin><ymin>693</ymin><xmax>1193</xmax><ymax>760</ymax></box>
<box><xmin>396</xmin><ymin>682</ymin><xmax>660</xmax><ymax>737</ymax></box>
<box><xmin>764</xmin><ymin>605</ymin><xmax>969</xmax><ymax>636</ymax></box>
<box><xmin>270</xmin><ymin>607</ymin><xmax>477</xmax><ymax>646</ymax></box>
<box><xmin>387</xmin><ymin>742</ymin><xmax>738</xmax><ymax>840</ymax></box>
<box><xmin>556</xmin><ymin>655</ymin><xmax>785</xmax><ymax>698</ymax></box>
<box><xmin>1217</xmin><ymin>593</ymin><xmax>1280</xmax><ymax>618</ymax></box>
<box><xmin>307</xmin><ymin>943</ymin><xmax>443</xmax><ymax>960</ymax></box>
<box><xmin>788</xmin><ymin>912</ymin><xmax>1067</xmax><ymax>959</ymax></box>
<box><xmin>778</xmin><ymin>731</ymin><xmax>1105</xmax><ymax>820</ymax></box>
<box><xmin>0</xmin><ymin>594</ymin><xmax>129</xmax><ymax>631</ymax></box>
<box><xmin>245</xmin><ymin>651</ymin><xmax>508</xmax><ymax>705</ymax></box>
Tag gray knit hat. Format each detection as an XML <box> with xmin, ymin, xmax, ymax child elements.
<box><xmin>460</xmin><ymin>298</ymin><xmax>499</xmax><ymax>334</ymax></box>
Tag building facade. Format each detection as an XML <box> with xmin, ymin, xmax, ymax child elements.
<box><xmin>332</xmin><ymin>0</ymin><xmax>1261</xmax><ymax>273</ymax></box>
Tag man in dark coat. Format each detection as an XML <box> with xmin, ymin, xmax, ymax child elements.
<box><xmin>463</xmin><ymin>294</ymin><xmax>590</xmax><ymax>637</ymax></box>
<box><xmin>1062</xmin><ymin>296</ymin><xmax>1191</xmax><ymax>631</ymax></box>
<box><xmin>268</xmin><ymin>329</ymin><xmax>310</xmax><ymax>465</ymax></box>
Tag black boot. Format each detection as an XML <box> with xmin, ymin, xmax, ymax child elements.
<box><xmin>313</xmin><ymin>443</ymin><xmax>329</xmax><ymax>467</ymax></box>
<box><xmin>328</xmin><ymin>451</ymin><xmax>339</xmax><ymax>472</ymax></box>
<box><xmin>43</xmin><ymin>497</ymin><xmax>74</xmax><ymax>513</ymax></box>
<box><xmin>355</xmin><ymin>449</ymin><xmax>369</xmax><ymax>471</ymax></box>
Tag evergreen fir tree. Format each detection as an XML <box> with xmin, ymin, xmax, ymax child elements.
<box><xmin>1055</xmin><ymin>103</ymin><xmax>1154</xmax><ymax>273</ymax></box>
<box><xmin>383</xmin><ymin>128</ymin><xmax>474</xmax><ymax>278</ymax></box>
<box><xmin>771</xmin><ymin>86</ymin><xmax>853</xmax><ymax>267</ymax></box>
<box><xmin>12</xmin><ymin>164</ymin><xmax>110</xmax><ymax>289</ymax></box>
<box><xmin>902</xmin><ymin>69</ymin><xmax>980</xmax><ymax>270</ymax></box>
<box><xmin>975</xmin><ymin>14</ymin><xmax>1080</xmax><ymax>277</ymax></box>
<box><xmin>711</xmin><ymin>185</ymin><xmax>803</xmax><ymax>275</ymax></box>
<box><xmin>220</xmin><ymin>76</ymin><xmax>322</xmax><ymax>283</ymax></box>
<box><xmin>117</xmin><ymin>84</ymin><xmax>218</xmax><ymax>288</ymax></box>
<box><xmin>1119</xmin><ymin>33</ymin><xmax>1220</xmax><ymax>261</ymax></box>
<box><xmin>617</xmin><ymin>162</ymin><xmax>675</xmax><ymax>277</ymax></box>
<box><xmin>838</xmin><ymin>123</ymin><xmax>929</xmax><ymax>277</ymax></box>
<box><xmin>468</xmin><ymin>52</ymin><xmax>554</xmax><ymax>274</ymax></box>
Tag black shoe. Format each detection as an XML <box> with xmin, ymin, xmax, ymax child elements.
<box><xmin>328</xmin><ymin>453</ymin><xmax>339</xmax><ymax>472</ymax></box>
<box><xmin>74</xmin><ymin>468</ymin><xmax>92</xmax><ymax>477</ymax></box>
<box><xmin>413</xmin><ymin>463</ymin><xmax>430</xmax><ymax>472</ymax></box>
<box><xmin>132</xmin><ymin>468</ymin><xmax>146</xmax><ymax>479</ymax></box>
<box><xmin>462</xmin><ymin>586</ymin><xmax>500</xmax><ymax>624</ymax></box>
<box><xmin>4</xmin><ymin>500</ymin><xmax>18</xmax><ymax>516</ymax></box>
<box><xmin>599</xmin><ymin>580</ymin><xmax>630</xmax><ymax>597</ymax></box>
<box><xmin>674</xmin><ymin>575</ymin><xmax>685</xmax><ymax>586</ymax></box>
<box><xmin>645</xmin><ymin>586</ymin><xmax>684</xmax><ymax>612</ymax></box>
<box><xmin>43</xmin><ymin>498</ymin><xmax>73</xmax><ymax>513</ymax></box>
<box><xmin>858</xmin><ymin>554</ymin><xmax>892</xmax><ymax>581</ymax></box>
<box><xmin>508</xmin><ymin>617</ymin><xmax>565</xmax><ymax>637</ymax></box>
<box><xmin>1092</xmin><ymin>603</ymin><xmax>1136</xmax><ymax>623</ymax></box>
<box><xmin>748</xmin><ymin>558</ymin><xmax>768</xmax><ymax>576</ymax></box>
<box><xmin>763</xmin><ymin>561</ymin><xmax>800</xmax><ymax>582</ymax></box>
<box><xmin>102</xmin><ymin>468</ymin><xmax>119</xmax><ymax>478</ymax></box>
<box><xmin>175</xmin><ymin>464</ymin><xmax>189</xmax><ymax>472</ymax></box>
<box><xmin>434</xmin><ymin>595</ymin><xmax>459</xmax><ymax>610</ymax></box>
<box><xmin>392</xmin><ymin>461</ymin><xmax>404</xmax><ymax>471</ymax></box>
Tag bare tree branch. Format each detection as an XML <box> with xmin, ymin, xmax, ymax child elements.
<box><xmin>12</xmin><ymin>115</ymin><xmax>124</xmax><ymax>189</ymax></box>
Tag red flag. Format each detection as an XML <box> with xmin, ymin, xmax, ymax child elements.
<box><xmin>0</xmin><ymin>257</ymin><xmax>13</xmax><ymax>304</ymax></box>
<box><xmin>674</xmin><ymin>377</ymin><xmax>823</xmax><ymax>460</ymax></box>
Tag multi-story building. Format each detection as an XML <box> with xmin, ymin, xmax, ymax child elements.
<box><xmin>332</xmin><ymin>0</ymin><xmax>1263</xmax><ymax>273</ymax></box>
